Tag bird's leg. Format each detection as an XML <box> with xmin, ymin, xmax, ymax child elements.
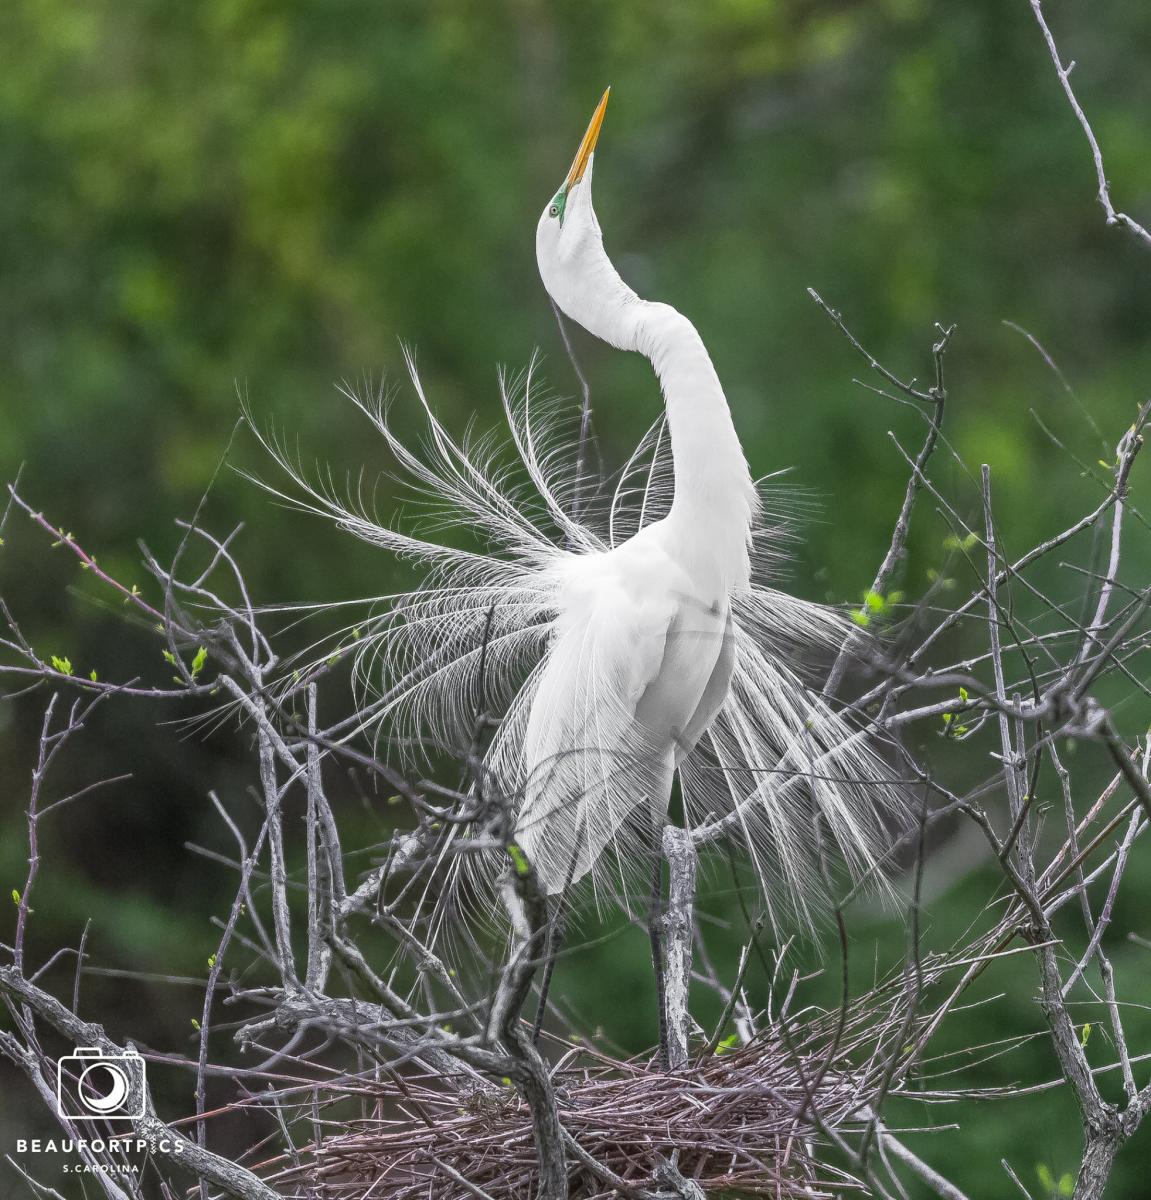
<box><xmin>648</xmin><ymin>813</ymin><xmax>670</xmax><ymax>1070</ymax></box>
<box><xmin>531</xmin><ymin>811</ymin><xmax>585</xmax><ymax>1045</ymax></box>
<box><xmin>531</xmin><ymin>893</ymin><xmax>566</xmax><ymax>1045</ymax></box>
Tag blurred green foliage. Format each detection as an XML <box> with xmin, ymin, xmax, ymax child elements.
<box><xmin>2</xmin><ymin>0</ymin><xmax>1151</xmax><ymax>1195</ymax></box>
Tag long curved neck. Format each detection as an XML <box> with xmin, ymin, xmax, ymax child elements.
<box><xmin>631</xmin><ymin>301</ymin><xmax>756</xmax><ymax>574</ymax></box>
<box><xmin>542</xmin><ymin>201</ymin><xmax>758</xmax><ymax>593</ymax></box>
<box><xmin>582</xmin><ymin>286</ymin><xmax>757</xmax><ymax>595</ymax></box>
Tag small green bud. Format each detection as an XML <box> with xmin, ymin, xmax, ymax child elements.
<box><xmin>191</xmin><ymin>646</ymin><xmax>208</xmax><ymax>679</ymax></box>
<box><xmin>715</xmin><ymin>1033</ymin><xmax>739</xmax><ymax>1055</ymax></box>
<box><xmin>507</xmin><ymin>844</ymin><xmax>531</xmax><ymax>878</ymax></box>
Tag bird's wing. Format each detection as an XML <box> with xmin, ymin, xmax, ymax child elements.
<box><xmin>678</xmin><ymin>591</ymin><xmax>908</xmax><ymax>932</ymax></box>
<box><xmin>515</xmin><ymin>552</ymin><xmax>682</xmax><ymax>897</ymax></box>
<box><xmin>669</xmin><ymin>609</ymin><xmax>736</xmax><ymax>762</ymax></box>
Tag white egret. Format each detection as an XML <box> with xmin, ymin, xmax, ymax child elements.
<box><xmin>517</xmin><ymin>88</ymin><xmax>902</xmax><ymax>911</ymax></box>
<box><xmin>253</xmin><ymin>90</ymin><xmax>903</xmax><ymax>932</ymax></box>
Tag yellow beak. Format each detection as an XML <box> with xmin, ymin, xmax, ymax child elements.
<box><xmin>565</xmin><ymin>88</ymin><xmax>610</xmax><ymax>189</ymax></box>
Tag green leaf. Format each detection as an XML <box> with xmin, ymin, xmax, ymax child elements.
<box><xmin>863</xmin><ymin>589</ymin><xmax>884</xmax><ymax>613</ymax></box>
<box><xmin>190</xmin><ymin>645</ymin><xmax>208</xmax><ymax>679</ymax></box>
<box><xmin>50</xmin><ymin>655</ymin><xmax>72</xmax><ymax>675</ymax></box>
<box><xmin>207</xmin><ymin>954</ymin><xmax>217</xmax><ymax>969</ymax></box>
<box><xmin>1036</xmin><ymin>1163</ymin><xmax>1054</xmax><ymax>1192</ymax></box>
<box><xmin>11</xmin><ymin>888</ymin><xmax>20</xmax><ymax>905</ymax></box>
<box><xmin>715</xmin><ymin>1033</ymin><xmax>739</xmax><ymax>1055</ymax></box>
<box><xmin>1058</xmin><ymin>1173</ymin><xmax>1074</xmax><ymax>1197</ymax></box>
<box><xmin>850</xmin><ymin>610</ymin><xmax>870</xmax><ymax>627</ymax></box>
<box><xmin>190</xmin><ymin>1018</ymin><xmax>201</xmax><ymax>1031</ymax></box>
<box><xmin>89</xmin><ymin>669</ymin><xmax>98</xmax><ymax>682</ymax></box>
<box><xmin>958</xmin><ymin>686</ymin><xmax>969</xmax><ymax>702</ymax></box>
<box><xmin>162</xmin><ymin>650</ymin><xmax>177</xmax><ymax>666</ymax></box>
<box><xmin>1079</xmin><ymin>1022</ymin><xmax>1091</xmax><ymax>1047</ymax></box>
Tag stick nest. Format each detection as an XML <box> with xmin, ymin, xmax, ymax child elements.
<box><xmin>267</xmin><ymin>1031</ymin><xmax>873</xmax><ymax>1199</ymax></box>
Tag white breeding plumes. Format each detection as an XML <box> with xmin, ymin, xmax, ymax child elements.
<box><xmin>251</xmin><ymin>90</ymin><xmax>905</xmax><ymax>927</ymax></box>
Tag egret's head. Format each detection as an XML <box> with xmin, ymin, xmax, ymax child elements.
<box><xmin>536</xmin><ymin>89</ymin><xmax>636</xmax><ymax>345</ymax></box>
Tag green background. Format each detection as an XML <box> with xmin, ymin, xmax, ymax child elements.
<box><xmin>2</xmin><ymin>0</ymin><xmax>1150</xmax><ymax>1196</ymax></box>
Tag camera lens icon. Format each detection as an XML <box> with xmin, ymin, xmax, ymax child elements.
<box><xmin>57</xmin><ymin>1048</ymin><xmax>146</xmax><ymax>1120</ymax></box>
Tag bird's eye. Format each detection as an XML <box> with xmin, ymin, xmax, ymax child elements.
<box><xmin>548</xmin><ymin>204</ymin><xmax>560</xmax><ymax>218</ymax></box>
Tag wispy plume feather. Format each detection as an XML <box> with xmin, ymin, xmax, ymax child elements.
<box><xmin>247</xmin><ymin>357</ymin><xmax>906</xmax><ymax>929</ymax></box>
